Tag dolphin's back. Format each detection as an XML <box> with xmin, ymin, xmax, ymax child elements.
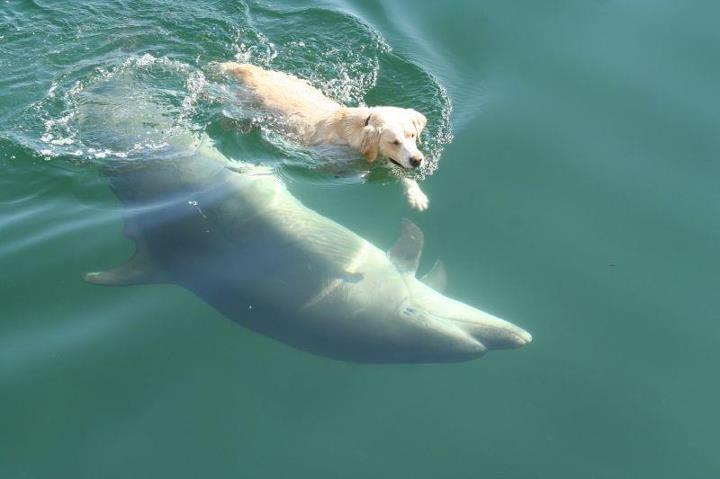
<box><xmin>101</xmin><ymin>134</ymin><xmax>373</xmax><ymax>314</ymax></box>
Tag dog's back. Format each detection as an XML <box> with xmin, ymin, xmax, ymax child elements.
<box><xmin>220</xmin><ymin>62</ymin><xmax>339</xmax><ymax>128</ymax></box>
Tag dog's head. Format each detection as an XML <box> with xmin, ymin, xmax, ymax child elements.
<box><xmin>360</xmin><ymin>107</ymin><xmax>427</xmax><ymax>169</ymax></box>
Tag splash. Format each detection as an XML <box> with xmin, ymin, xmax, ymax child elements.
<box><xmin>7</xmin><ymin>3</ymin><xmax>453</xmax><ymax>182</ymax></box>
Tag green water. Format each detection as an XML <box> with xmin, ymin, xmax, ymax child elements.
<box><xmin>2</xmin><ymin>1</ymin><xmax>719</xmax><ymax>477</ymax></box>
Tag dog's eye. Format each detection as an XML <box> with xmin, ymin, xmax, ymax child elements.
<box><xmin>392</xmin><ymin>140</ymin><xmax>401</xmax><ymax>145</ymax></box>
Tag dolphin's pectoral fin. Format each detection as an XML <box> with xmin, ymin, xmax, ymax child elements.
<box><xmin>421</xmin><ymin>260</ymin><xmax>447</xmax><ymax>293</ymax></box>
<box><xmin>387</xmin><ymin>218</ymin><xmax>424</xmax><ymax>274</ymax></box>
<box><xmin>84</xmin><ymin>245</ymin><xmax>166</xmax><ymax>287</ymax></box>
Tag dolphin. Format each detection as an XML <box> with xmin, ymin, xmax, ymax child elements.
<box><xmin>81</xmin><ymin>79</ymin><xmax>532</xmax><ymax>363</ymax></box>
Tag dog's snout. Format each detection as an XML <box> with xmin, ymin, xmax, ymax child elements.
<box><xmin>409</xmin><ymin>156</ymin><xmax>422</xmax><ymax>168</ymax></box>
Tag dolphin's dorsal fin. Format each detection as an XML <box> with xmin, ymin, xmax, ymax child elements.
<box><xmin>387</xmin><ymin>218</ymin><xmax>424</xmax><ymax>274</ymax></box>
<box><xmin>84</xmin><ymin>244</ymin><xmax>166</xmax><ymax>286</ymax></box>
<box><xmin>421</xmin><ymin>260</ymin><xmax>447</xmax><ymax>292</ymax></box>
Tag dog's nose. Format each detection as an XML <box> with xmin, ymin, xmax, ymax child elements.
<box><xmin>409</xmin><ymin>156</ymin><xmax>422</xmax><ymax>168</ymax></box>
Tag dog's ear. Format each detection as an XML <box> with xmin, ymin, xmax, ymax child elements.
<box><xmin>360</xmin><ymin>126</ymin><xmax>381</xmax><ymax>162</ymax></box>
<box><xmin>410</xmin><ymin>110</ymin><xmax>427</xmax><ymax>143</ymax></box>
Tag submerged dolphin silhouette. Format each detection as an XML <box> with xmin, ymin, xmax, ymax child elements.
<box><xmin>82</xmin><ymin>81</ymin><xmax>531</xmax><ymax>363</ymax></box>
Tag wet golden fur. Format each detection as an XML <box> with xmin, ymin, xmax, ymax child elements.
<box><xmin>220</xmin><ymin>62</ymin><xmax>430</xmax><ymax>210</ymax></box>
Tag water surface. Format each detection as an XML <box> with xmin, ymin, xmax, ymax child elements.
<box><xmin>1</xmin><ymin>1</ymin><xmax>719</xmax><ymax>477</ymax></box>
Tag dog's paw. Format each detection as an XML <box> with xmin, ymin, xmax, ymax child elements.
<box><xmin>406</xmin><ymin>185</ymin><xmax>429</xmax><ymax>211</ymax></box>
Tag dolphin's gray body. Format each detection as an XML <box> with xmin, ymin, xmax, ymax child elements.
<box><xmin>82</xmin><ymin>80</ymin><xmax>531</xmax><ymax>363</ymax></box>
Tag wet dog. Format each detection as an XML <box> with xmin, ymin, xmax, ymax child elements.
<box><xmin>220</xmin><ymin>62</ymin><xmax>430</xmax><ymax>210</ymax></box>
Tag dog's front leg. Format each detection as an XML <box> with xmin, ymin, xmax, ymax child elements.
<box><xmin>401</xmin><ymin>178</ymin><xmax>429</xmax><ymax>211</ymax></box>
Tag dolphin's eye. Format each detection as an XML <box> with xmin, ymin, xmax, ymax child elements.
<box><xmin>404</xmin><ymin>307</ymin><xmax>417</xmax><ymax>314</ymax></box>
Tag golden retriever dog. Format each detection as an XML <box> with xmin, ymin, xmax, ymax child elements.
<box><xmin>220</xmin><ymin>62</ymin><xmax>430</xmax><ymax>210</ymax></box>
